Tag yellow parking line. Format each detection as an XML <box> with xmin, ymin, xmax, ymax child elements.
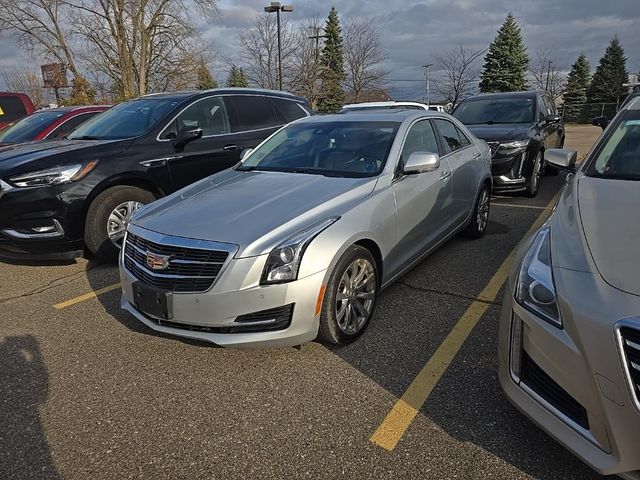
<box><xmin>53</xmin><ymin>282</ymin><xmax>121</xmax><ymax>310</ymax></box>
<box><xmin>370</xmin><ymin>191</ymin><xmax>560</xmax><ymax>451</ymax></box>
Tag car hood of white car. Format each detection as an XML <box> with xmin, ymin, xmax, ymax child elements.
<box><xmin>578</xmin><ymin>175</ymin><xmax>640</xmax><ymax>297</ymax></box>
<box><xmin>131</xmin><ymin>168</ymin><xmax>378</xmax><ymax>258</ymax></box>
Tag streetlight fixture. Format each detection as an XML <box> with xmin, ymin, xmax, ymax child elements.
<box><xmin>264</xmin><ymin>1</ymin><xmax>294</xmax><ymax>91</ymax></box>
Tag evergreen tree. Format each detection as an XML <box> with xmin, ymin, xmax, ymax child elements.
<box><xmin>587</xmin><ymin>36</ymin><xmax>628</xmax><ymax>107</ymax></box>
<box><xmin>195</xmin><ymin>58</ymin><xmax>218</xmax><ymax>90</ymax></box>
<box><xmin>479</xmin><ymin>13</ymin><xmax>529</xmax><ymax>92</ymax></box>
<box><xmin>563</xmin><ymin>53</ymin><xmax>591</xmax><ymax>121</ymax></box>
<box><xmin>226</xmin><ymin>65</ymin><xmax>249</xmax><ymax>87</ymax></box>
<box><xmin>317</xmin><ymin>7</ymin><xmax>345</xmax><ymax>113</ymax></box>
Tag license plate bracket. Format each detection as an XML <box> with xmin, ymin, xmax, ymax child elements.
<box><xmin>132</xmin><ymin>282</ymin><xmax>173</xmax><ymax>320</ymax></box>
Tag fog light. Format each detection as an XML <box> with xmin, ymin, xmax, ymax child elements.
<box><xmin>32</xmin><ymin>225</ymin><xmax>57</xmax><ymax>233</ymax></box>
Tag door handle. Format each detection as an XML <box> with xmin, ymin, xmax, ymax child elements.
<box><xmin>473</xmin><ymin>152</ymin><xmax>482</xmax><ymax>159</ymax></box>
<box><xmin>223</xmin><ymin>144</ymin><xmax>239</xmax><ymax>151</ymax></box>
<box><xmin>440</xmin><ymin>170</ymin><xmax>451</xmax><ymax>180</ymax></box>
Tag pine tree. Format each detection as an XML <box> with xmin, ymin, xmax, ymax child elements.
<box><xmin>479</xmin><ymin>13</ymin><xmax>529</xmax><ymax>92</ymax></box>
<box><xmin>587</xmin><ymin>36</ymin><xmax>628</xmax><ymax>107</ymax></box>
<box><xmin>195</xmin><ymin>58</ymin><xmax>218</xmax><ymax>90</ymax></box>
<box><xmin>226</xmin><ymin>65</ymin><xmax>249</xmax><ymax>87</ymax></box>
<box><xmin>562</xmin><ymin>53</ymin><xmax>591</xmax><ymax>121</ymax></box>
<box><xmin>317</xmin><ymin>7</ymin><xmax>345</xmax><ymax>113</ymax></box>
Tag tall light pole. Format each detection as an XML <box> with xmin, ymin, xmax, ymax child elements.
<box><xmin>422</xmin><ymin>64</ymin><xmax>433</xmax><ymax>105</ymax></box>
<box><xmin>545</xmin><ymin>60</ymin><xmax>553</xmax><ymax>92</ymax></box>
<box><xmin>264</xmin><ymin>2</ymin><xmax>294</xmax><ymax>91</ymax></box>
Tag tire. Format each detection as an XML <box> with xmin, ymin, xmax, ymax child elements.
<box><xmin>462</xmin><ymin>184</ymin><xmax>490</xmax><ymax>239</ymax></box>
<box><xmin>85</xmin><ymin>185</ymin><xmax>156</xmax><ymax>262</ymax></box>
<box><xmin>318</xmin><ymin>245</ymin><xmax>379</xmax><ymax>345</ymax></box>
<box><xmin>525</xmin><ymin>151</ymin><xmax>543</xmax><ymax>198</ymax></box>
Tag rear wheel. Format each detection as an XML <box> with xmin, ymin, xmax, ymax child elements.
<box><xmin>525</xmin><ymin>152</ymin><xmax>543</xmax><ymax>197</ymax></box>
<box><xmin>462</xmin><ymin>184</ymin><xmax>490</xmax><ymax>239</ymax></box>
<box><xmin>85</xmin><ymin>185</ymin><xmax>155</xmax><ymax>262</ymax></box>
<box><xmin>318</xmin><ymin>245</ymin><xmax>379</xmax><ymax>345</ymax></box>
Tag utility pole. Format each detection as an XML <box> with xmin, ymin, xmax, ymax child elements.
<box><xmin>422</xmin><ymin>64</ymin><xmax>433</xmax><ymax>105</ymax></box>
<box><xmin>308</xmin><ymin>26</ymin><xmax>326</xmax><ymax>67</ymax></box>
<box><xmin>545</xmin><ymin>60</ymin><xmax>553</xmax><ymax>92</ymax></box>
<box><xmin>264</xmin><ymin>2</ymin><xmax>294</xmax><ymax>91</ymax></box>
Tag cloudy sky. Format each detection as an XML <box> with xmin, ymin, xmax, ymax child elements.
<box><xmin>1</xmin><ymin>0</ymin><xmax>639</xmax><ymax>99</ymax></box>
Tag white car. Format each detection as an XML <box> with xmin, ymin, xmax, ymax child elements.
<box><xmin>341</xmin><ymin>101</ymin><xmax>447</xmax><ymax>113</ymax></box>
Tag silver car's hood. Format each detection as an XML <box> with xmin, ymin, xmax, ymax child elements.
<box><xmin>132</xmin><ymin>169</ymin><xmax>377</xmax><ymax>257</ymax></box>
<box><xmin>578</xmin><ymin>176</ymin><xmax>640</xmax><ymax>296</ymax></box>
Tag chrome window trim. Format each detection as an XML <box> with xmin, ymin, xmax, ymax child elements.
<box><xmin>615</xmin><ymin>318</ymin><xmax>640</xmax><ymax>414</ymax></box>
<box><xmin>155</xmin><ymin>94</ymin><xmax>309</xmax><ymax>143</ymax></box>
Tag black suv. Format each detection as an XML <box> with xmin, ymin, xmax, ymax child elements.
<box><xmin>453</xmin><ymin>91</ymin><xmax>564</xmax><ymax>197</ymax></box>
<box><xmin>0</xmin><ymin>88</ymin><xmax>312</xmax><ymax>261</ymax></box>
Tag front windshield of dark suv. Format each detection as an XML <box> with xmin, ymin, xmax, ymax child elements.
<box><xmin>589</xmin><ymin>111</ymin><xmax>640</xmax><ymax>180</ymax></box>
<box><xmin>68</xmin><ymin>97</ymin><xmax>180</xmax><ymax>140</ymax></box>
<box><xmin>453</xmin><ymin>96</ymin><xmax>536</xmax><ymax>125</ymax></box>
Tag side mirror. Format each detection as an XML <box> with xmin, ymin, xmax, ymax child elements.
<box><xmin>544</xmin><ymin>149</ymin><xmax>577</xmax><ymax>173</ymax></box>
<box><xmin>240</xmin><ymin>148</ymin><xmax>253</xmax><ymax>160</ymax></box>
<box><xmin>174</xmin><ymin>127</ymin><xmax>203</xmax><ymax>150</ymax></box>
<box><xmin>403</xmin><ymin>152</ymin><xmax>440</xmax><ymax>174</ymax></box>
<box><xmin>592</xmin><ymin>116</ymin><xmax>609</xmax><ymax>130</ymax></box>
<box><xmin>545</xmin><ymin>113</ymin><xmax>561</xmax><ymax>123</ymax></box>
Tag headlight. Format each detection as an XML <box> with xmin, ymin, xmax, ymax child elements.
<box><xmin>261</xmin><ymin>217</ymin><xmax>339</xmax><ymax>285</ymax></box>
<box><xmin>515</xmin><ymin>228</ymin><xmax>561</xmax><ymax>327</ymax></box>
<box><xmin>500</xmin><ymin>139</ymin><xmax>529</xmax><ymax>149</ymax></box>
<box><xmin>8</xmin><ymin>160</ymin><xmax>98</xmax><ymax>188</ymax></box>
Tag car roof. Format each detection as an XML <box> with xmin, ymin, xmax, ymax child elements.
<box><xmin>297</xmin><ymin>110</ymin><xmax>446</xmax><ymax>124</ymax></box>
<box><xmin>464</xmin><ymin>91</ymin><xmax>539</xmax><ymax>100</ymax></box>
<box><xmin>35</xmin><ymin>105</ymin><xmax>110</xmax><ymax>113</ymax></box>
<box><xmin>343</xmin><ymin>101</ymin><xmax>427</xmax><ymax>109</ymax></box>
<box><xmin>140</xmin><ymin>88</ymin><xmax>307</xmax><ymax>103</ymax></box>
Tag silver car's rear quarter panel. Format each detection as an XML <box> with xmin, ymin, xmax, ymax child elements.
<box><xmin>499</xmin><ymin>262</ymin><xmax>640</xmax><ymax>476</ymax></box>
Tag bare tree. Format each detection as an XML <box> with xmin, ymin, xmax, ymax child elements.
<box><xmin>289</xmin><ymin>18</ymin><xmax>324</xmax><ymax>108</ymax></box>
<box><xmin>237</xmin><ymin>13</ymin><xmax>295</xmax><ymax>90</ymax></box>
<box><xmin>432</xmin><ymin>45</ymin><xmax>485</xmax><ymax>109</ymax></box>
<box><xmin>342</xmin><ymin>19</ymin><xmax>388</xmax><ymax>102</ymax></box>
<box><xmin>530</xmin><ymin>49</ymin><xmax>566</xmax><ymax>102</ymax></box>
<box><xmin>0</xmin><ymin>66</ymin><xmax>45</xmax><ymax>106</ymax></box>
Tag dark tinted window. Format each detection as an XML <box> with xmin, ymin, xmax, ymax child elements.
<box><xmin>47</xmin><ymin>112</ymin><xmax>100</xmax><ymax>139</ymax></box>
<box><xmin>455</xmin><ymin>126</ymin><xmax>472</xmax><ymax>147</ymax></box>
<box><xmin>589</xmin><ymin>111</ymin><xmax>640</xmax><ymax>179</ymax></box>
<box><xmin>0</xmin><ymin>110</ymin><xmax>65</xmax><ymax>143</ymax></box>
<box><xmin>161</xmin><ymin>96</ymin><xmax>230</xmax><ymax>139</ymax></box>
<box><xmin>229</xmin><ymin>95</ymin><xmax>279</xmax><ymax>131</ymax></box>
<box><xmin>434</xmin><ymin>119</ymin><xmax>463</xmax><ymax>153</ymax></box>
<box><xmin>0</xmin><ymin>96</ymin><xmax>27</xmax><ymax>123</ymax></box>
<box><xmin>400</xmin><ymin>120</ymin><xmax>440</xmax><ymax>167</ymax></box>
<box><xmin>453</xmin><ymin>96</ymin><xmax>535</xmax><ymax>124</ymax></box>
<box><xmin>272</xmin><ymin>98</ymin><xmax>308</xmax><ymax>122</ymax></box>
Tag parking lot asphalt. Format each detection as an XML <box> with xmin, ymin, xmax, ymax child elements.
<box><xmin>1</xmin><ymin>138</ymin><xmax>606</xmax><ymax>479</ymax></box>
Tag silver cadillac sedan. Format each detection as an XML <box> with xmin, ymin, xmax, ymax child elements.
<box><xmin>498</xmin><ymin>97</ymin><xmax>640</xmax><ymax>477</ymax></box>
<box><xmin>119</xmin><ymin>111</ymin><xmax>492</xmax><ymax>348</ymax></box>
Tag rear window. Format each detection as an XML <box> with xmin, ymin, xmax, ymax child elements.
<box><xmin>0</xmin><ymin>96</ymin><xmax>27</xmax><ymax>123</ymax></box>
<box><xmin>228</xmin><ymin>95</ymin><xmax>279</xmax><ymax>131</ymax></box>
<box><xmin>271</xmin><ymin>98</ymin><xmax>308</xmax><ymax>123</ymax></box>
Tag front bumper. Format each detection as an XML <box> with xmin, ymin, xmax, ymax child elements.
<box><xmin>491</xmin><ymin>147</ymin><xmax>528</xmax><ymax>193</ymax></box>
<box><xmin>120</xmin><ymin>250</ymin><xmax>327</xmax><ymax>349</ymax></box>
<box><xmin>498</xmin><ymin>268</ymin><xmax>640</xmax><ymax>478</ymax></box>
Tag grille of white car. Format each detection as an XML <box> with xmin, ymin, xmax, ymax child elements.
<box><xmin>619</xmin><ymin>327</ymin><xmax>640</xmax><ymax>409</ymax></box>
<box><xmin>124</xmin><ymin>231</ymin><xmax>229</xmax><ymax>292</ymax></box>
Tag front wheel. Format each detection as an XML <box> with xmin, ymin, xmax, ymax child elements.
<box><xmin>85</xmin><ymin>185</ymin><xmax>156</xmax><ymax>262</ymax></box>
<box><xmin>318</xmin><ymin>245</ymin><xmax>379</xmax><ymax>345</ymax></box>
<box><xmin>525</xmin><ymin>152</ymin><xmax>543</xmax><ymax>197</ymax></box>
<box><xmin>462</xmin><ymin>184</ymin><xmax>490</xmax><ymax>239</ymax></box>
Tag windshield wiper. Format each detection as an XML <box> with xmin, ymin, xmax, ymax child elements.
<box><xmin>236</xmin><ymin>165</ymin><xmax>259</xmax><ymax>172</ymax></box>
<box><xmin>73</xmin><ymin>135</ymin><xmax>104</xmax><ymax>140</ymax></box>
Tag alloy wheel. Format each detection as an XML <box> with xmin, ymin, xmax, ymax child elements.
<box><xmin>476</xmin><ymin>188</ymin><xmax>490</xmax><ymax>232</ymax></box>
<box><xmin>107</xmin><ymin>201</ymin><xmax>143</xmax><ymax>247</ymax></box>
<box><xmin>532</xmin><ymin>154</ymin><xmax>542</xmax><ymax>191</ymax></box>
<box><xmin>335</xmin><ymin>258</ymin><xmax>376</xmax><ymax>335</ymax></box>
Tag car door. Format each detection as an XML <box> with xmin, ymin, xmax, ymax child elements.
<box><xmin>225</xmin><ymin>94</ymin><xmax>283</xmax><ymax>155</ymax></box>
<box><xmin>160</xmin><ymin>95</ymin><xmax>238</xmax><ymax>190</ymax></box>
<box><xmin>390</xmin><ymin>119</ymin><xmax>453</xmax><ymax>273</ymax></box>
<box><xmin>432</xmin><ymin>118</ymin><xmax>482</xmax><ymax>228</ymax></box>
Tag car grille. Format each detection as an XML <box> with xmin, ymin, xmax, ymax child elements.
<box><xmin>148</xmin><ymin>304</ymin><xmax>295</xmax><ymax>334</ymax></box>
<box><xmin>619</xmin><ymin>327</ymin><xmax>640</xmax><ymax>407</ymax></box>
<box><xmin>487</xmin><ymin>141</ymin><xmax>500</xmax><ymax>157</ymax></box>
<box><xmin>521</xmin><ymin>350</ymin><xmax>590</xmax><ymax>430</ymax></box>
<box><xmin>124</xmin><ymin>231</ymin><xmax>229</xmax><ymax>293</ymax></box>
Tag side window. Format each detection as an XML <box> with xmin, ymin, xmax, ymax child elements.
<box><xmin>545</xmin><ymin>96</ymin><xmax>556</xmax><ymax>115</ymax></box>
<box><xmin>536</xmin><ymin>96</ymin><xmax>547</xmax><ymax>121</ymax></box>
<box><xmin>399</xmin><ymin>120</ymin><xmax>440</xmax><ymax>168</ymax></box>
<box><xmin>0</xmin><ymin>96</ymin><xmax>27</xmax><ymax>123</ymax></box>
<box><xmin>228</xmin><ymin>95</ymin><xmax>279</xmax><ymax>132</ymax></box>
<box><xmin>271</xmin><ymin>98</ymin><xmax>308</xmax><ymax>123</ymax></box>
<box><xmin>455</xmin><ymin>126</ymin><xmax>472</xmax><ymax>147</ymax></box>
<box><xmin>161</xmin><ymin>96</ymin><xmax>231</xmax><ymax>139</ymax></box>
<box><xmin>433</xmin><ymin>119</ymin><xmax>463</xmax><ymax>153</ymax></box>
<box><xmin>47</xmin><ymin>112</ymin><xmax>98</xmax><ymax>139</ymax></box>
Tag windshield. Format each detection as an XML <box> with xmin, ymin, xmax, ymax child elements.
<box><xmin>237</xmin><ymin>121</ymin><xmax>399</xmax><ymax>177</ymax></box>
<box><xmin>589</xmin><ymin>111</ymin><xmax>640</xmax><ymax>180</ymax></box>
<box><xmin>453</xmin><ymin>97</ymin><xmax>536</xmax><ymax>125</ymax></box>
<box><xmin>0</xmin><ymin>110</ymin><xmax>65</xmax><ymax>143</ymax></box>
<box><xmin>68</xmin><ymin>97</ymin><xmax>180</xmax><ymax>140</ymax></box>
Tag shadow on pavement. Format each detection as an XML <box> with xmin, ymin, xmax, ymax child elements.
<box><xmin>0</xmin><ymin>335</ymin><xmax>61</xmax><ymax>480</ymax></box>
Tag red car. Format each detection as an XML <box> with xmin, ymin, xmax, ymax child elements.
<box><xmin>0</xmin><ymin>105</ymin><xmax>110</xmax><ymax>147</ymax></box>
<box><xmin>0</xmin><ymin>92</ymin><xmax>35</xmax><ymax>130</ymax></box>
